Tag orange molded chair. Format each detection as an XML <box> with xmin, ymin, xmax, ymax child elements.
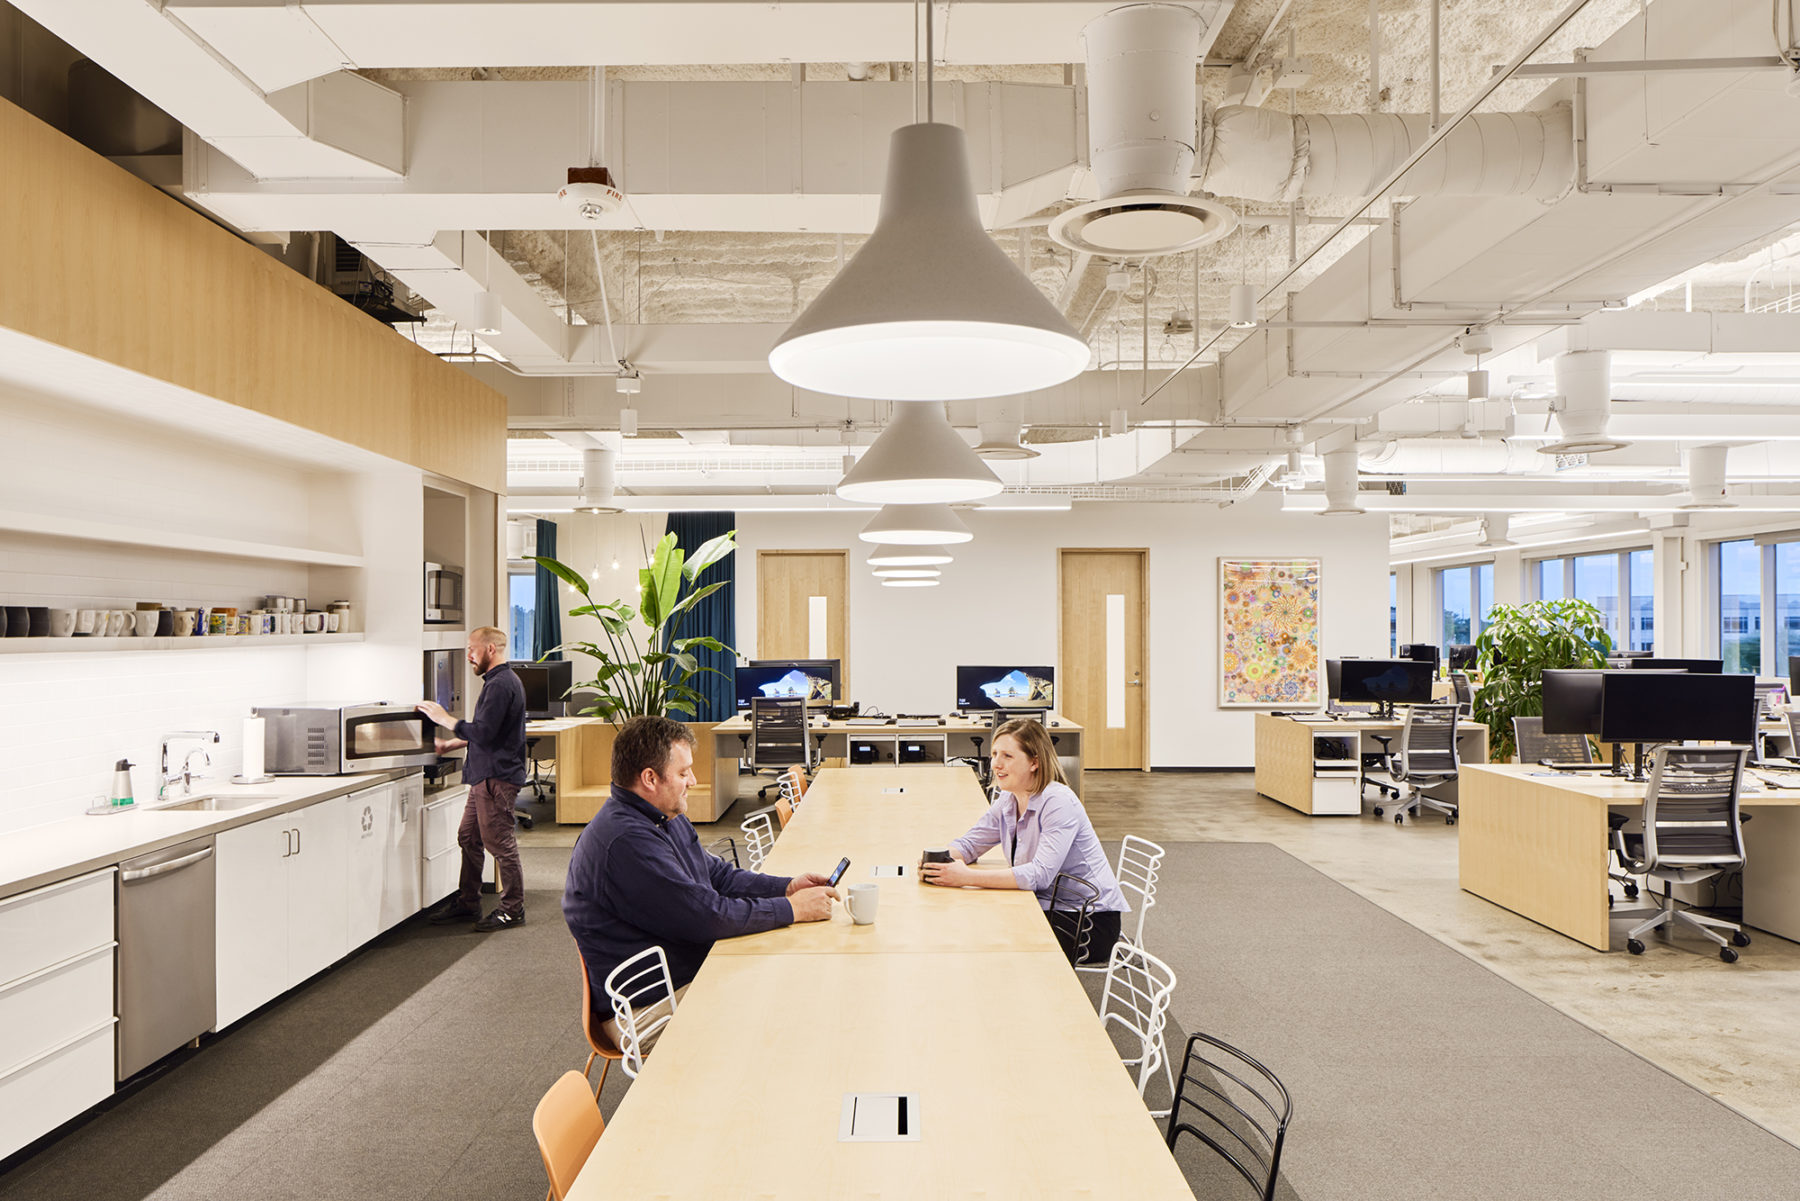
<box><xmin>533</xmin><ymin>1070</ymin><xmax>606</xmax><ymax>1201</ymax></box>
<box><xmin>775</xmin><ymin>796</ymin><xmax>795</xmax><ymax>830</ymax></box>
<box><xmin>783</xmin><ymin>764</ymin><xmax>809</xmax><ymax>798</ymax></box>
<box><xmin>577</xmin><ymin>950</ymin><xmax>625</xmax><ymax>1095</ymax></box>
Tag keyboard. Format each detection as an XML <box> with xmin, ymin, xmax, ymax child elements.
<box><xmin>845</xmin><ymin>718</ymin><xmax>890</xmax><ymax>726</ymax></box>
<box><xmin>1538</xmin><ymin>761</ymin><xmax>1613</xmax><ymax>772</ymax></box>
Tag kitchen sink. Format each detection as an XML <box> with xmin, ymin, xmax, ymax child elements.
<box><xmin>155</xmin><ymin>794</ymin><xmax>279</xmax><ymax>812</ymax></box>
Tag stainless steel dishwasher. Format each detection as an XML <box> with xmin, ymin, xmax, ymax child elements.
<box><xmin>117</xmin><ymin>837</ymin><xmax>217</xmax><ymax>1079</ymax></box>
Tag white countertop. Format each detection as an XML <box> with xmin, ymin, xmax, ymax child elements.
<box><xmin>0</xmin><ymin>771</ymin><xmax>418</xmax><ymax>901</ymax></box>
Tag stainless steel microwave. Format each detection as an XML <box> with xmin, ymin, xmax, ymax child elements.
<box><xmin>424</xmin><ymin>562</ymin><xmax>463</xmax><ymax>624</ymax></box>
<box><xmin>253</xmin><ymin>704</ymin><xmax>438</xmax><ymax>775</ymax></box>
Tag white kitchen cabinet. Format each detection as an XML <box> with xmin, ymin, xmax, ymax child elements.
<box><xmin>381</xmin><ymin>775</ymin><xmax>424</xmax><ymax>932</ymax></box>
<box><xmin>420</xmin><ymin>785</ymin><xmax>469</xmax><ymax>907</ymax></box>
<box><xmin>0</xmin><ymin>869</ymin><xmax>117</xmax><ymax>1160</ymax></box>
<box><xmin>344</xmin><ymin>782</ymin><xmax>393</xmax><ymax>950</ymax></box>
<box><xmin>215</xmin><ymin>799</ymin><xmax>350</xmax><ymax>1030</ymax></box>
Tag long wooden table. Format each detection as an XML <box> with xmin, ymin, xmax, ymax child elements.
<box><xmin>567</xmin><ymin>765</ymin><xmax>1192</xmax><ymax>1200</ymax></box>
<box><xmin>1459</xmin><ymin>762</ymin><xmax>1800</xmax><ymax>951</ymax></box>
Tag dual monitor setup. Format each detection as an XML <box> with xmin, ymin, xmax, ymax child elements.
<box><xmin>734</xmin><ymin>661</ymin><xmax>1056</xmax><ymax>715</ymax></box>
<box><xmin>1539</xmin><ymin>659</ymin><xmax>1777</xmax><ymax>778</ymax></box>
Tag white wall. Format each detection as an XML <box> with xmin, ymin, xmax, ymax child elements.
<box><xmin>0</xmin><ymin>381</ymin><xmax>427</xmax><ymax>832</ymax></box>
<box><xmin>733</xmin><ymin>497</ymin><xmax>1391</xmax><ymax>768</ymax></box>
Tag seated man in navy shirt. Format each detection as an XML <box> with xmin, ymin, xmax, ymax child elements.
<box><xmin>563</xmin><ymin>715</ymin><xmax>838</xmax><ymax>1048</ymax></box>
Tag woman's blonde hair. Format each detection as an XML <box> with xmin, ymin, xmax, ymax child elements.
<box><xmin>992</xmin><ymin>718</ymin><xmax>1068</xmax><ymax>792</ymax></box>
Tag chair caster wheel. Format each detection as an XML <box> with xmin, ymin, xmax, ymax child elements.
<box><xmin>1720</xmin><ymin>946</ymin><xmax>1739</xmax><ymax>963</ymax></box>
<box><xmin>515</xmin><ymin>812</ymin><xmax>535</xmax><ymax>830</ymax></box>
<box><xmin>1627</xmin><ymin>938</ymin><xmax>1646</xmax><ymax>955</ymax></box>
<box><xmin>1624</xmin><ymin>884</ymin><xmax>1639</xmax><ymax>898</ymax></box>
<box><xmin>1731</xmin><ymin>931</ymin><xmax>1751</xmax><ymax>947</ymax></box>
<box><xmin>1373</xmin><ymin>807</ymin><xmax>1384</xmax><ymax>817</ymax></box>
<box><xmin>1394</xmin><ymin>814</ymin><xmax>1404</xmax><ymax>825</ymax></box>
<box><xmin>1608</xmin><ymin>895</ymin><xmax>1615</xmax><ymax>908</ymax></box>
<box><xmin>1445</xmin><ymin>816</ymin><xmax>1456</xmax><ymax>826</ymax></box>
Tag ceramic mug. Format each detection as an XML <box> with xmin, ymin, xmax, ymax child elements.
<box><xmin>75</xmin><ymin>609</ymin><xmax>97</xmax><ymax>635</ymax></box>
<box><xmin>132</xmin><ymin>610</ymin><xmax>158</xmax><ymax>637</ymax></box>
<box><xmin>103</xmin><ymin>611</ymin><xmax>126</xmax><ymax>637</ymax></box>
<box><xmin>49</xmin><ymin>608</ymin><xmax>76</xmax><ymax>637</ymax></box>
<box><xmin>3</xmin><ymin>606</ymin><xmax>26</xmax><ymax>638</ymax></box>
<box><xmin>324</xmin><ymin>612</ymin><xmax>340</xmax><ymax>633</ymax></box>
<box><xmin>173</xmin><ymin>610</ymin><xmax>198</xmax><ymax>637</ymax></box>
<box><xmin>846</xmin><ymin>883</ymin><xmax>879</xmax><ymax>925</ymax></box>
<box><xmin>304</xmin><ymin>611</ymin><xmax>324</xmax><ymax>633</ymax></box>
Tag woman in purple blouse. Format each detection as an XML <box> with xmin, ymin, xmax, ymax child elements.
<box><xmin>922</xmin><ymin>718</ymin><xmax>1129</xmax><ymax>964</ymax></box>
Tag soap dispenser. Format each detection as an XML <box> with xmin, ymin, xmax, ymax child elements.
<box><xmin>110</xmin><ymin>759</ymin><xmax>135</xmax><ymax>809</ymax></box>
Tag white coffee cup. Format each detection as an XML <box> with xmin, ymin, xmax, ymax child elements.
<box><xmin>304</xmin><ymin>611</ymin><xmax>324</xmax><ymax>633</ymax></box>
<box><xmin>132</xmin><ymin>610</ymin><xmax>158</xmax><ymax>637</ymax></box>
<box><xmin>107</xmin><ymin>611</ymin><xmax>130</xmax><ymax>637</ymax></box>
<box><xmin>173</xmin><ymin>610</ymin><xmax>198</xmax><ymax>637</ymax></box>
<box><xmin>75</xmin><ymin>609</ymin><xmax>97</xmax><ymax>635</ymax></box>
<box><xmin>324</xmin><ymin>612</ymin><xmax>340</xmax><ymax>633</ymax></box>
<box><xmin>49</xmin><ymin>608</ymin><xmax>76</xmax><ymax>637</ymax></box>
<box><xmin>846</xmin><ymin>882</ymin><xmax>879</xmax><ymax>925</ymax></box>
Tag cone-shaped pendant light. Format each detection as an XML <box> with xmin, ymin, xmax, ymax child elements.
<box><xmin>836</xmin><ymin>402</ymin><xmax>1002</xmax><ymax>504</ymax></box>
<box><xmin>769</xmin><ymin>123</ymin><xmax>1091</xmax><ymax>400</ymax></box>
<box><xmin>859</xmin><ymin>503</ymin><xmax>973</xmax><ymax>545</ymax></box>
<box><xmin>867</xmin><ymin>544</ymin><xmax>955</xmax><ymax>567</ymax></box>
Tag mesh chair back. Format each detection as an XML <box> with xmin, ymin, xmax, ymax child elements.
<box><xmin>1642</xmin><ymin>746</ymin><xmax>1747</xmax><ymax>869</ymax></box>
<box><xmin>1099</xmin><ymin>941</ymin><xmax>1179</xmax><ymax>1098</ymax></box>
<box><xmin>1512</xmin><ymin>716</ymin><xmax>1594</xmax><ymax>765</ymax></box>
<box><xmin>1165</xmin><ymin>1032</ymin><xmax>1293</xmax><ymax>1201</ymax></box>
<box><xmin>1395</xmin><ymin>704</ymin><xmax>1459</xmax><ymax>782</ymax></box>
<box><xmin>1115</xmin><ymin>835</ymin><xmax>1165</xmax><ymax>947</ymax></box>
<box><xmin>603</xmin><ymin>946</ymin><xmax>679</xmax><ymax>1078</ymax></box>
<box><xmin>739</xmin><ymin>811</ymin><xmax>776</xmax><ymax>872</ymax></box>
<box><xmin>1047</xmin><ymin>871</ymin><xmax>1100</xmax><ymax>964</ymax></box>
<box><xmin>1450</xmin><ymin>672</ymin><xmax>1475</xmax><ymax>718</ymax></box>
<box><xmin>751</xmin><ymin>697</ymin><xmax>809</xmax><ymax>771</ymax></box>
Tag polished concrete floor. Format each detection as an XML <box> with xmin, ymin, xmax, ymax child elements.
<box><xmin>520</xmin><ymin>767</ymin><xmax>1800</xmax><ymax>1149</ymax></box>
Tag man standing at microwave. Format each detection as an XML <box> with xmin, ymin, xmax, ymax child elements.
<box><xmin>417</xmin><ymin>626</ymin><xmax>529</xmax><ymax>932</ymax></box>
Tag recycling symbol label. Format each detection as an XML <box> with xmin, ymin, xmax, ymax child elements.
<box><xmin>361</xmin><ymin>805</ymin><xmax>374</xmax><ymax>833</ymax></box>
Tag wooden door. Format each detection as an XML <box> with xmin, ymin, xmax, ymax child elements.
<box><xmin>1059</xmin><ymin>550</ymin><xmax>1147</xmax><ymax>769</ymax></box>
<box><xmin>757</xmin><ymin>550</ymin><xmax>848</xmax><ymax>688</ymax></box>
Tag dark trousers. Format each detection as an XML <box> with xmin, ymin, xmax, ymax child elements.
<box><xmin>1048</xmin><ymin>907</ymin><xmax>1122</xmax><ymax>967</ymax></box>
<box><xmin>458</xmin><ymin>779</ymin><xmax>524</xmax><ymax>916</ymax></box>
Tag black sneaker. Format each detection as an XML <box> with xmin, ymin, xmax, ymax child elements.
<box><xmin>428</xmin><ymin>900</ymin><xmax>481</xmax><ymax>925</ymax></box>
<box><xmin>472</xmin><ymin>909</ymin><xmax>525</xmax><ymax>933</ymax></box>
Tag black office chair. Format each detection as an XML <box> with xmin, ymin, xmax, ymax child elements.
<box><xmin>1365</xmin><ymin>704</ymin><xmax>1460</xmax><ymax>824</ymax></box>
<box><xmin>750</xmin><ymin>697</ymin><xmax>809</xmax><ymax>800</ymax></box>
<box><xmin>1164</xmin><ymin>1032</ymin><xmax>1293</xmax><ymax>1201</ymax></box>
<box><xmin>704</xmin><ymin>835</ymin><xmax>740</xmax><ymax>868</ymax></box>
<box><xmin>1045</xmin><ymin>871</ymin><xmax>1099</xmax><ymax>967</ymax></box>
<box><xmin>1614</xmin><ymin>745</ymin><xmax>1753</xmax><ymax>962</ymax></box>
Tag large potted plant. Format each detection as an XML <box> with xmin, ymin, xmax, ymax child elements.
<box><xmin>1470</xmin><ymin>598</ymin><xmax>1614</xmax><ymax>762</ymax></box>
<box><xmin>533</xmin><ymin>529</ymin><xmax>738</xmax><ymax>720</ymax></box>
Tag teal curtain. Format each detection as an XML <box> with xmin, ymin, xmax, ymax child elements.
<box><xmin>663</xmin><ymin>512</ymin><xmax>736</xmax><ymax>721</ymax></box>
<box><xmin>532</xmin><ymin>518</ymin><xmax>562</xmax><ymax>661</ymax></box>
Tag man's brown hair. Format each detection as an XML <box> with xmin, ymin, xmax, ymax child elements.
<box><xmin>611</xmin><ymin>715</ymin><xmax>697</xmax><ymax>785</ymax></box>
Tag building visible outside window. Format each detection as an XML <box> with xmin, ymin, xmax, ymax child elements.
<box><xmin>1534</xmin><ymin>548</ymin><xmax>1654</xmax><ymax>651</ymax></box>
<box><xmin>509</xmin><ymin>569</ymin><xmax>536</xmax><ymax>657</ymax></box>
<box><xmin>1389</xmin><ymin>573</ymin><xmax>1398</xmax><ymax>655</ymax></box>
<box><xmin>1718</xmin><ymin>539</ymin><xmax>1760</xmax><ymax>674</ymax></box>
<box><xmin>1774</xmin><ymin>542</ymin><xmax>1800</xmax><ymax>675</ymax></box>
<box><xmin>1437</xmin><ymin>563</ymin><xmax>1493</xmax><ymax>653</ymax></box>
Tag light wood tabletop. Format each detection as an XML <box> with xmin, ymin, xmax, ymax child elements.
<box><xmin>566</xmin><ymin>763</ymin><xmax>1193</xmax><ymax>1200</ymax></box>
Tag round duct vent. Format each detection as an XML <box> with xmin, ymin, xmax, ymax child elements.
<box><xmin>1049</xmin><ymin>192</ymin><xmax>1238</xmax><ymax>257</ymax></box>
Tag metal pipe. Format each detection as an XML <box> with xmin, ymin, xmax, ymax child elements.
<box><xmin>1369</xmin><ymin>0</ymin><xmax>1381</xmax><ymax>109</ymax></box>
<box><xmin>1429</xmin><ymin>0</ymin><xmax>1442</xmax><ymax>131</ymax></box>
<box><xmin>1511</xmin><ymin>55</ymin><xmax>1787</xmax><ymax>76</ymax></box>
<box><xmin>1140</xmin><ymin>0</ymin><xmax>1601</xmax><ymax>408</ymax></box>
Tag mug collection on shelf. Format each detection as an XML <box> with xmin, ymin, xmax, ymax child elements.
<box><xmin>0</xmin><ymin>597</ymin><xmax>354</xmax><ymax>640</ymax></box>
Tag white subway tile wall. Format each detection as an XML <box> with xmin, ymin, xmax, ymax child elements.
<box><xmin>0</xmin><ymin>648</ymin><xmax>310</xmax><ymax>833</ymax></box>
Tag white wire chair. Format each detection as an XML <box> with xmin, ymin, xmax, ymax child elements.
<box><xmin>602</xmin><ymin>945</ymin><xmax>679</xmax><ymax>1079</ymax></box>
<box><xmin>740</xmin><ymin>810</ymin><xmax>776</xmax><ymax>872</ymax></box>
<box><xmin>1098</xmin><ymin>940</ymin><xmax>1179</xmax><ymax>1117</ymax></box>
<box><xmin>1078</xmin><ymin>835</ymin><xmax>1165</xmax><ymax>975</ymax></box>
<box><xmin>778</xmin><ymin>764</ymin><xmax>806</xmax><ymax>808</ymax></box>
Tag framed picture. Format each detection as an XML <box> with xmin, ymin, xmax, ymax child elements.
<box><xmin>1219</xmin><ymin>558</ymin><xmax>1321</xmax><ymax>708</ymax></box>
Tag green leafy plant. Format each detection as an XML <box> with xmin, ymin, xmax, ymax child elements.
<box><xmin>532</xmin><ymin>529</ymin><xmax>737</xmax><ymax>720</ymax></box>
<box><xmin>1471</xmin><ymin>598</ymin><xmax>1614</xmax><ymax>762</ymax></box>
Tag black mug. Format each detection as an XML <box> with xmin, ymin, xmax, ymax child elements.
<box><xmin>920</xmin><ymin>848</ymin><xmax>952</xmax><ymax>866</ymax></box>
<box><xmin>3</xmin><ymin>606</ymin><xmax>26</xmax><ymax>637</ymax></box>
<box><xmin>27</xmin><ymin>606</ymin><xmax>49</xmax><ymax>636</ymax></box>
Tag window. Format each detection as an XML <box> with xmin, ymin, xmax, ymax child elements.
<box><xmin>1778</xmin><ymin>542</ymin><xmax>1800</xmax><ymax>676</ymax></box>
<box><xmin>1389</xmin><ymin>572</ymin><xmax>1398</xmax><ymax>656</ymax></box>
<box><xmin>1717</xmin><ymin>539</ymin><xmax>1760</xmax><ymax>674</ymax></box>
<box><xmin>509</xmin><ymin>569</ymin><xmax>536</xmax><ymax>658</ymax></box>
<box><xmin>1534</xmin><ymin>548</ymin><xmax>1653</xmax><ymax>651</ymax></box>
<box><xmin>1436</xmin><ymin>563</ymin><xmax>1493</xmax><ymax>654</ymax></box>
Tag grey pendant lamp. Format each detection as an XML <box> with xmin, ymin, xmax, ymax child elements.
<box><xmin>767</xmin><ymin>17</ymin><xmax>1089</xmax><ymax>400</ymax></box>
<box><xmin>836</xmin><ymin>402</ymin><xmax>1002</xmax><ymax>504</ymax></box>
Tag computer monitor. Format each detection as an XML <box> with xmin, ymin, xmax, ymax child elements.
<box><xmin>1627</xmin><ymin>658</ymin><xmax>1724</xmax><ymax>673</ymax></box>
<box><xmin>1540</xmin><ymin>669</ymin><xmax>1606</xmax><ymax>737</ymax></box>
<box><xmin>509</xmin><ymin>659</ymin><xmax>574</xmax><ymax>720</ymax></box>
<box><xmin>737</xmin><ymin>660</ymin><xmax>839</xmax><ymax>707</ymax></box>
<box><xmin>1399</xmin><ymin>643</ymin><xmax>1442</xmax><ymax>676</ymax></box>
<box><xmin>956</xmin><ymin>665</ymin><xmax>1055</xmax><ymax>711</ymax></box>
<box><xmin>1447</xmin><ymin>644</ymin><xmax>1479</xmax><ymax>672</ymax></box>
<box><xmin>1326</xmin><ymin>658</ymin><xmax>1344</xmax><ymax>701</ymax></box>
<box><xmin>1598</xmin><ymin>672</ymin><xmax>1756</xmax><ymax>746</ymax></box>
<box><xmin>1789</xmin><ymin>655</ymin><xmax>1800</xmax><ymax>698</ymax></box>
<box><xmin>1336</xmin><ymin>660</ymin><xmax>1435</xmax><ymax>708</ymax></box>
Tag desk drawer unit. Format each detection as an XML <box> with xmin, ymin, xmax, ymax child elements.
<box><xmin>0</xmin><ymin>868</ymin><xmax>118</xmax><ymax>1158</ymax></box>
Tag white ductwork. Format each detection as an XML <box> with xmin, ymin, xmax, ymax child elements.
<box><xmin>972</xmin><ymin>397</ymin><xmax>1041</xmax><ymax>460</ymax></box>
<box><xmin>1050</xmin><ymin>4</ymin><xmax>1235</xmax><ymax>257</ymax></box>
<box><xmin>1202</xmin><ymin>106</ymin><xmax>1574</xmax><ymax>204</ymax></box>
<box><xmin>1477</xmin><ymin>512</ymin><xmax>1516</xmax><ymax>548</ymax></box>
<box><xmin>1544</xmin><ymin>351</ymin><xmax>1629</xmax><ymax>455</ymax></box>
<box><xmin>1319</xmin><ymin>449</ymin><xmax>1364</xmax><ymax>516</ymax></box>
<box><xmin>1359</xmin><ymin>439</ymin><xmax>1549</xmax><ymax>476</ymax></box>
<box><xmin>1682</xmin><ymin>445</ymin><xmax>1734</xmax><ymax>508</ymax></box>
<box><xmin>576</xmin><ymin>448</ymin><xmax>621</xmax><ymax>514</ymax></box>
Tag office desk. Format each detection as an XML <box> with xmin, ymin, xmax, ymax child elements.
<box><xmin>1459</xmin><ymin>763</ymin><xmax>1800</xmax><ymax>951</ymax></box>
<box><xmin>567</xmin><ymin>765</ymin><xmax>1190</xmax><ymax>1201</ymax></box>
<box><xmin>1254</xmin><ymin>713</ymin><xmax>1489</xmax><ymax>816</ymax></box>
<box><xmin>707</xmin><ymin>712</ymin><xmax>1085</xmax><ymax>813</ymax></box>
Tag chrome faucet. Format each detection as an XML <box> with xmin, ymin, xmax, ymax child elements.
<box><xmin>160</xmin><ymin>731</ymin><xmax>220</xmax><ymax>799</ymax></box>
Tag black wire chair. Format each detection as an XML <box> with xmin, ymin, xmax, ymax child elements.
<box><xmin>705</xmin><ymin>834</ymin><xmax>740</xmax><ymax>868</ymax></box>
<box><xmin>1046</xmin><ymin>871</ymin><xmax>1099</xmax><ymax>966</ymax></box>
<box><xmin>1165</xmin><ymin>1031</ymin><xmax>1293</xmax><ymax>1201</ymax></box>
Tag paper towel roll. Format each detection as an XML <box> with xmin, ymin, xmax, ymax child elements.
<box><xmin>242</xmin><ymin>715</ymin><xmax>266</xmax><ymax>781</ymax></box>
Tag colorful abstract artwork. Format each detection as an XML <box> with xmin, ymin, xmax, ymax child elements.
<box><xmin>1219</xmin><ymin>559</ymin><xmax>1321</xmax><ymax>708</ymax></box>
